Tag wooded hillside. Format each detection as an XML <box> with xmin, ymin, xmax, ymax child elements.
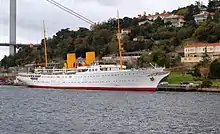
<box><xmin>1</xmin><ymin>0</ymin><xmax>220</xmax><ymax>68</ymax></box>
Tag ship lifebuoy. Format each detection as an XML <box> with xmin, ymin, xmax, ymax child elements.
<box><xmin>150</xmin><ymin>77</ymin><xmax>154</xmax><ymax>81</ymax></box>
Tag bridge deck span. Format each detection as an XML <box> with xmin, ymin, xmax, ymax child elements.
<box><xmin>0</xmin><ymin>43</ymin><xmax>40</xmax><ymax>47</ymax></box>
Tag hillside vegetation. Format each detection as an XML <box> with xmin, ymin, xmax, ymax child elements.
<box><xmin>1</xmin><ymin>0</ymin><xmax>220</xmax><ymax>68</ymax></box>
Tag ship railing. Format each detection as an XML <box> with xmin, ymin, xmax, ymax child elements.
<box><xmin>30</xmin><ymin>68</ymin><xmax>77</xmax><ymax>75</ymax></box>
<box><xmin>35</xmin><ymin>68</ymin><xmax>75</xmax><ymax>72</ymax></box>
<box><xmin>133</xmin><ymin>67</ymin><xmax>165</xmax><ymax>72</ymax></box>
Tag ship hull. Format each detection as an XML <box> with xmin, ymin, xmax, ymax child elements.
<box><xmin>28</xmin><ymin>85</ymin><xmax>156</xmax><ymax>91</ymax></box>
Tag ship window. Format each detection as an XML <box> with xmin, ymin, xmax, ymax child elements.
<box><xmin>81</xmin><ymin>69</ymin><xmax>88</xmax><ymax>72</ymax></box>
<box><xmin>100</xmin><ymin>68</ymin><xmax>107</xmax><ymax>71</ymax></box>
<box><xmin>95</xmin><ymin>69</ymin><xmax>97</xmax><ymax>71</ymax></box>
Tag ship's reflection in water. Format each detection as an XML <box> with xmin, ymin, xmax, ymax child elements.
<box><xmin>0</xmin><ymin>86</ymin><xmax>220</xmax><ymax>134</ymax></box>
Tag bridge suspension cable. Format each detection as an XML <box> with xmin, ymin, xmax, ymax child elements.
<box><xmin>45</xmin><ymin>0</ymin><xmax>96</xmax><ymax>25</ymax></box>
<box><xmin>0</xmin><ymin>0</ymin><xmax>3</xmax><ymax>40</ymax></box>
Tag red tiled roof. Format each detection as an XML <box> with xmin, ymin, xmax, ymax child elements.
<box><xmin>204</xmin><ymin>12</ymin><xmax>215</xmax><ymax>15</ymax></box>
<box><xmin>185</xmin><ymin>42</ymin><xmax>220</xmax><ymax>48</ymax></box>
<box><xmin>209</xmin><ymin>12</ymin><xmax>215</xmax><ymax>15</ymax></box>
<box><xmin>138</xmin><ymin>13</ymin><xmax>185</xmax><ymax>19</ymax></box>
<box><xmin>194</xmin><ymin>12</ymin><xmax>216</xmax><ymax>17</ymax></box>
<box><xmin>176</xmin><ymin>15</ymin><xmax>184</xmax><ymax>19</ymax></box>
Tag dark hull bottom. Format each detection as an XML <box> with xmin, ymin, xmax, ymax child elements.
<box><xmin>28</xmin><ymin>85</ymin><xmax>156</xmax><ymax>92</ymax></box>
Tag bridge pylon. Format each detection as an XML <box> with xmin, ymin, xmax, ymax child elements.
<box><xmin>9</xmin><ymin>0</ymin><xmax>16</xmax><ymax>56</ymax></box>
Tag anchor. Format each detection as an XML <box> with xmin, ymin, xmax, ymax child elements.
<box><xmin>150</xmin><ymin>77</ymin><xmax>154</xmax><ymax>81</ymax></box>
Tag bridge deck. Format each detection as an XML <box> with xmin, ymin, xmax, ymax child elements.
<box><xmin>0</xmin><ymin>43</ymin><xmax>40</xmax><ymax>47</ymax></box>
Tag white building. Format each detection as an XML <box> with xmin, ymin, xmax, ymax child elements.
<box><xmin>193</xmin><ymin>11</ymin><xmax>215</xmax><ymax>24</ymax></box>
<box><xmin>181</xmin><ymin>43</ymin><xmax>220</xmax><ymax>63</ymax></box>
<box><xmin>147</xmin><ymin>13</ymin><xmax>171</xmax><ymax>20</ymax></box>
<box><xmin>138</xmin><ymin>20</ymin><xmax>153</xmax><ymax>26</ymax></box>
<box><xmin>138</xmin><ymin>13</ymin><xmax>185</xmax><ymax>27</ymax></box>
<box><xmin>121</xmin><ymin>29</ymin><xmax>131</xmax><ymax>35</ymax></box>
<box><xmin>164</xmin><ymin>15</ymin><xmax>185</xmax><ymax>27</ymax></box>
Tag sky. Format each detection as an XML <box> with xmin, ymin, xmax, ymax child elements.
<box><xmin>0</xmin><ymin>0</ymin><xmax>208</xmax><ymax>60</ymax></box>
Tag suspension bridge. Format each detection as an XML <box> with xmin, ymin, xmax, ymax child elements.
<box><xmin>1</xmin><ymin>0</ymin><xmax>95</xmax><ymax>56</ymax></box>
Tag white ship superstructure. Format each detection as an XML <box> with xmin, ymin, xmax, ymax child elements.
<box><xmin>16</xmin><ymin>64</ymin><xmax>169</xmax><ymax>91</ymax></box>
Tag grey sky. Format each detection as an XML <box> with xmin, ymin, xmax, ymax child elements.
<box><xmin>0</xmin><ymin>0</ymin><xmax>207</xmax><ymax>59</ymax></box>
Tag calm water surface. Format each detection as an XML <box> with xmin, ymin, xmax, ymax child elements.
<box><xmin>0</xmin><ymin>86</ymin><xmax>220</xmax><ymax>134</ymax></box>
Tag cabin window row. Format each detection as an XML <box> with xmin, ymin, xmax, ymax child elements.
<box><xmin>19</xmin><ymin>75</ymin><xmax>41</xmax><ymax>77</ymax></box>
<box><xmin>33</xmin><ymin>79</ymin><xmax>137</xmax><ymax>84</ymax></box>
<box><xmin>39</xmin><ymin>73</ymin><xmax>137</xmax><ymax>79</ymax></box>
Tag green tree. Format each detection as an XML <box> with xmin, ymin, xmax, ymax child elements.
<box><xmin>207</xmin><ymin>35</ymin><xmax>218</xmax><ymax>43</ymax></box>
<box><xmin>175</xmin><ymin>8</ymin><xmax>188</xmax><ymax>16</ymax></box>
<box><xmin>184</xmin><ymin>5</ymin><xmax>195</xmax><ymax>22</ymax></box>
<box><xmin>142</xmin><ymin>49</ymin><xmax>169</xmax><ymax>67</ymax></box>
<box><xmin>154</xmin><ymin>17</ymin><xmax>164</xmax><ymax>26</ymax></box>
<box><xmin>200</xmin><ymin>47</ymin><xmax>211</xmax><ymax>68</ymax></box>
<box><xmin>207</xmin><ymin>0</ymin><xmax>220</xmax><ymax>12</ymax></box>
<box><xmin>193</xmin><ymin>21</ymin><xmax>214</xmax><ymax>41</ymax></box>
<box><xmin>193</xmin><ymin>65</ymin><xmax>201</xmax><ymax>77</ymax></box>
<box><xmin>209</xmin><ymin>59</ymin><xmax>220</xmax><ymax>79</ymax></box>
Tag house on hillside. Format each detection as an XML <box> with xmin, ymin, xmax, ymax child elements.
<box><xmin>133</xmin><ymin>36</ymin><xmax>145</xmax><ymax>41</ymax></box>
<box><xmin>138</xmin><ymin>13</ymin><xmax>185</xmax><ymax>27</ymax></box>
<box><xmin>147</xmin><ymin>13</ymin><xmax>171</xmax><ymax>20</ymax></box>
<box><xmin>121</xmin><ymin>29</ymin><xmax>131</xmax><ymax>35</ymax></box>
<box><xmin>163</xmin><ymin>15</ymin><xmax>185</xmax><ymax>27</ymax></box>
<box><xmin>181</xmin><ymin>42</ymin><xmax>220</xmax><ymax>63</ymax></box>
<box><xmin>120</xmin><ymin>28</ymin><xmax>131</xmax><ymax>39</ymax></box>
<box><xmin>138</xmin><ymin>20</ymin><xmax>153</xmax><ymax>25</ymax></box>
<box><xmin>193</xmin><ymin>11</ymin><xmax>215</xmax><ymax>24</ymax></box>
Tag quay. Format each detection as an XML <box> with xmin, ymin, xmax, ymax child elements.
<box><xmin>157</xmin><ymin>84</ymin><xmax>220</xmax><ymax>93</ymax></box>
<box><xmin>0</xmin><ymin>73</ymin><xmax>17</xmax><ymax>85</ymax></box>
<box><xmin>0</xmin><ymin>73</ymin><xmax>16</xmax><ymax>78</ymax></box>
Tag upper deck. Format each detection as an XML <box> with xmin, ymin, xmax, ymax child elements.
<box><xmin>18</xmin><ymin>64</ymin><xmax>127</xmax><ymax>76</ymax></box>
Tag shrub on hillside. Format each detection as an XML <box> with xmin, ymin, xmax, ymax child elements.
<box><xmin>201</xmin><ymin>80</ymin><xmax>213</xmax><ymax>88</ymax></box>
<box><xmin>209</xmin><ymin>59</ymin><xmax>220</xmax><ymax>79</ymax></box>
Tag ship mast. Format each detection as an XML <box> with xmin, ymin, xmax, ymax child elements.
<box><xmin>117</xmin><ymin>10</ymin><xmax>123</xmax><ymax>69</ymax></box>
<box><xmin>43</xmin><ymin>20</ymin><xmax>48</xmax><ymax>67</ymax></box>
